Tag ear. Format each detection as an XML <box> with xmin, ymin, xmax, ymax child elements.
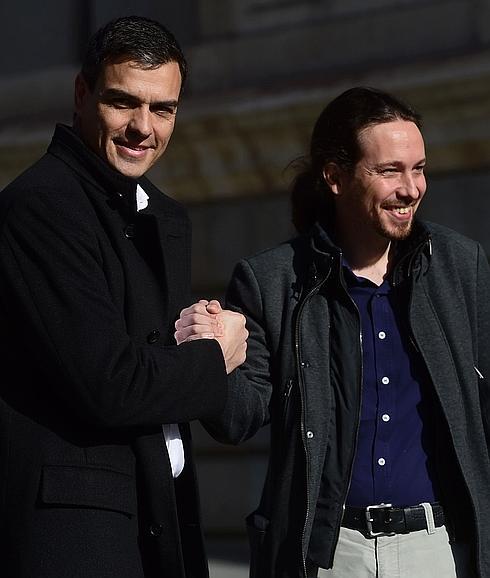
<box><xmin>323</xmin><ymin>162</ymin><xmax>343</xmax><ymax>196</ymax></box>
<box><xmin>74</xmin><ymin>73</ymin><xmax>90</xmax><ymax>114</ymax></box>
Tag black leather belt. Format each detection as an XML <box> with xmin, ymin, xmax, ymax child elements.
<box><xmin>342</xmin><ymin>503</ymin><xmax>445</xmax><ymax>537</ymax></box>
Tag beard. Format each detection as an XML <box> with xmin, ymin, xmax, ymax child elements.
<box><xmin>373</xmin><ymin>211</ymin><xmax>414</xmax><ymax>241</ymax></box>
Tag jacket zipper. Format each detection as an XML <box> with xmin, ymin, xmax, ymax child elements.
<box><xmin>282</xmin><ymin>378</ymin><xmax>294</xmax><ymax>423</ymax></box>
<box><xmin>295</xmin><ymin>266</ymin><xmax>331</xmax><ymax>578</ymax></box>
<box><xmin>474</xmin><ymin>366</ymin><xmax>484</xmax><ymax>380</ymax></box>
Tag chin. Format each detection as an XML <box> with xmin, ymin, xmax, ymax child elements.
<box><xmin>112</xmin><ymin>160</ymin><xmax>148</xmax><ymax>179</ymax></box>
<box><xmin>386</xmin><ymin>225</ymin><xmax>413</xmax><ymax>241</ymax></box>
<box><xmin>377</xmin><ymin>220</ymin><xmax>413</xmax><ymax>241</ymax></box>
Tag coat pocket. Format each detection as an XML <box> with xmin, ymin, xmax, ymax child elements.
<box><xmin>246</xmin><ymin>510</ymin><xmax>270</xmax><ymax>578</ymax></box>
<box><xmin>40</xmin><ymin>464</ymin><xmax>137</xmax><ymax>516</ymax></box>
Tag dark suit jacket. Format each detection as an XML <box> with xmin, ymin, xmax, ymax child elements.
<box><xmin>0</xmin><ymin>125</ymin><xmax>227</xmax><ymax>577</ymax></box>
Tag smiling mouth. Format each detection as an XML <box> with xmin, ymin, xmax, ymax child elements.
<box><xmin>114</xmin><ymin>141</ymin><xmax>154</xmax><ymax>160</ymax></box>
<box><xmin>383</xmin><ymin>205</ymin><xmax>414</xmax><ymax>220</ymax></box>
<box><xmin>115</xmin><ymin>141</ymin><xmax>151</xmax><ymax>151</ymax></box>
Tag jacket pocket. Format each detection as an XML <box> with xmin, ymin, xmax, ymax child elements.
<box><xmin>246</xmin><ymin>510</ymin><xmax>270</xmax><ymax>578</ymax></box>
<box><xmin>40</xmin><ymin>464</ymin><xmax>136</xmax><ymax>516</ymax></box>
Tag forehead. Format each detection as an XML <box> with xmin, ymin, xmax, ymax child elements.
<box><xmin>97</xmin><ymin>59</ymin><xmax>182</xmax><ymax>98</ymax></box>
<box><xmin>357</xmin><ymin>120</ymin><xmax>425</xmax><ymax>162</ymax></box>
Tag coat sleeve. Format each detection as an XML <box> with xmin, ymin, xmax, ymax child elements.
<box><xmin>0</xmin><ymin>186</ymin><xmax>227</xmax><ymax>429</ymax></box>
<box><xmin>203</xmin><ymin>258</ymin><xmax>272</xmax><ymax>444</ymax></box>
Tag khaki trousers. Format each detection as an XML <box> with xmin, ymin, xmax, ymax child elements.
<box><xmin>309</xmin><ymin>526</ymin><xmax>474</xmax><ymax>578</ymax></box>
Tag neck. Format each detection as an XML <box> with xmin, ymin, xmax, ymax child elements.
<box><xmin>336</xmin><ymin>225</ymin><xmax>393</xmax><ymax>286</ymax></box>
<box><xmin>350</xmin><ymin>245</ymin><xmax>393</xmax><ymax>286</ymax></box>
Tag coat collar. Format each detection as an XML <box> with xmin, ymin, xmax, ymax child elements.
<box><xmin>47</xmin><ymin>124</ymin><xmax>142</xmax><ymax>215</ymax></box>
<box><xmin>47</xmin><ymin>124</ymin><xmax>188</xmax><ymax>226</ymax></box>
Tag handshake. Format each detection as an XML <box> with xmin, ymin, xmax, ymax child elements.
<box><xmin>175</xmin><ymin>300</ymin><xmax>248</xmax><ymax>375</ymax></box>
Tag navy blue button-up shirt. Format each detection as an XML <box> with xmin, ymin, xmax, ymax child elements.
<box><xmin>344</xmin><ymin>266</ymin><xmax>439</xmax><ymax>507</ymax></box>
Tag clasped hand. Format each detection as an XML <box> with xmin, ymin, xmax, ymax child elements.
<box><xmin>174</xmin><ymin>300</ymin><xmax>248</xmax><ymax>374</ymax></box>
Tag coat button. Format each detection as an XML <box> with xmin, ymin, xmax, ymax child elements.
<box><xmin>124</xmin><ymin>224</ymin><xmax>135</xmax><ymax>239</ymax></box>
<box><xmin>306</xmin><ymin>430</ymin><xmax>314</xmax><ymax>439</ymax></box>
<box><xmin>149</xmin><ymin>523</ymin><xmax>163</xmax><ymax>537</ymax></box>
<box><xmin>147</xmin><ymin>329</ymin><xmax>161</xmax><ymax>344</ymax></box>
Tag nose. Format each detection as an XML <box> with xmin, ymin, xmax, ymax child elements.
<box><xmin>400</xmin><ymin>171</ymin><xmax>424</xmax><ymax>201</ymax></box>
<box><xmin>127</xmin><ymin>107</ymin><xmax>152</xmax><ymax>139</ymax></box>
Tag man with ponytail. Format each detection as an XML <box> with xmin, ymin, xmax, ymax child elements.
<box><xmin>178</xmin><ymin>87</ymin><xmax>490</xmax><ymax>577</ymax></box>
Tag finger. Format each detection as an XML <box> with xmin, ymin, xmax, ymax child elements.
<box><xmin>177</xmin><ymin>313</ymin><xmax>220</xmax><ymax>330</ymax></box>
<box><xmin>176</xmin><ymin>323</ymin><xmax>219</xmax><ymax>340</ymax></box>
<box><xmin>179</xmin><ymin>302</ymin><xmax>210</xmax><ymax>318</ymax></box>
<box><xmin>184</xmin><ymin>333</ymin><xmax>215</xmax><ymax>342</ymax></box>
<box><xmin>206</xmin><ymin>300</ymin><xmax>222</xmax><ymax>314</ymax></box>
<box><xmin>175</xmin><ymin>331</ymin><xmax>215</xmax><ymax>345</ymax></box>
<box><xmin>174</xmin><ymin>333</ymin><xmax>214</xmax><ymax>345</ymax></box>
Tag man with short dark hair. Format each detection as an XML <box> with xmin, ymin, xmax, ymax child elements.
<box><xmin>177</xmin><ymin>87</ymin><xmax>490</xmax><ymax>577</ymax></box>
<box><xmin>0</xmin><ymin>16</ymin><xmax>247</xmax><ymax>577</ymax></box>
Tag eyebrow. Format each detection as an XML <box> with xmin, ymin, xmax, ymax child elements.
<box><xmin>374</xmin><ymin>158</ymin><xmax>427</xmax><ymax>168</ymax></box>
<box><xmin>100</xmin><ymin>88</ymin><xmax>179</xmax><ymax>109</ymax></box>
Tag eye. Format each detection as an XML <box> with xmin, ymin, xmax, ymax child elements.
<box><xmin>107</xmin><ymin>98</ymin><xmax>135</xmax><ymax>109</ymax></box>
<box><xmin>153</xmin><ymin>106</ymin><xmax>177</xmax><ymax>118</ymax></box>
<box><xmin>413</xmin><ymin>165</ymin><xmax>425</xmax><ymax>174</ymax></box>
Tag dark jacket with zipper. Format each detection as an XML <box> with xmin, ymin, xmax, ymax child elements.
<box><xmin>208</xmin><ymin>220</ymin><xmax>490</xmax><ymax>578</ymax></box>
<box><xmin>0</xmin><ymin>124</ymin><xmax>228</xmax><ymax>578</ymax></box>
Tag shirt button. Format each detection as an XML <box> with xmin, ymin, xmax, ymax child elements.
<box><xmin>147</xmin><ymin>329</ymin><xmax>161</xmax><ymax>344</ymax></box>
<box><xmin>382</xmin><ymin>414</ymin><xmax>390</xmax><ymax>422</ymax></box>
<box><xmin>378</xmin><ymin>331</ymin><xmax>386</xmax><ymax>340</ymax></box>
<box><xmin>378</xmin><ymin>458</ymin><xmax>386</xmax><ymax>466</ymax></box>
<box><xmin>381</xmin><ymin>376</ymin><xmax>390</xmax><ymax>385</ymax></box>
<box><xmin>306</xmin><ymin>431</ymin><xmax>314</xmax><ymax>439</ymax></box>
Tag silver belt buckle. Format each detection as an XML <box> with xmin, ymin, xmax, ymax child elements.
<box><xmin>365</xmin><ymin>503</ymin><xmax>396</xmax><ymax>537</ymax></box>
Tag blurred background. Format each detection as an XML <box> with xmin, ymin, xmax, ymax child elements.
<box><xmin>1</xmin><ymin>1</ymin><xmax>490</xmax><ymax>575</ymax></box>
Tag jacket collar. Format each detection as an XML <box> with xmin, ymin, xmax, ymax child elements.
<box><xmin>307</xmin><ymin>218</ymin><xmax>432</xmax><ymax>285</ymax></box>
<box><xmin>391</xmin><ymin>220</ymin><xmax>432</xmax><ymax>285</ymax></box>
<box><xmin>47</xmin><ymin>124</ymin><xmax>140</xmax><ymax>214</ymax></box>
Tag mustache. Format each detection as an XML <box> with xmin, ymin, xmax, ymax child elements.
<box><xmin>381</xmin><ymin>201</ymin><xmax>416</xmax><ymax>209</ymax></box>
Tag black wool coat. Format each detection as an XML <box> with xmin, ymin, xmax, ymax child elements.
<box><xmin>0</xmin><ymin>125</ymin><xmax>227</xmax><ymax>578</ymax></box>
